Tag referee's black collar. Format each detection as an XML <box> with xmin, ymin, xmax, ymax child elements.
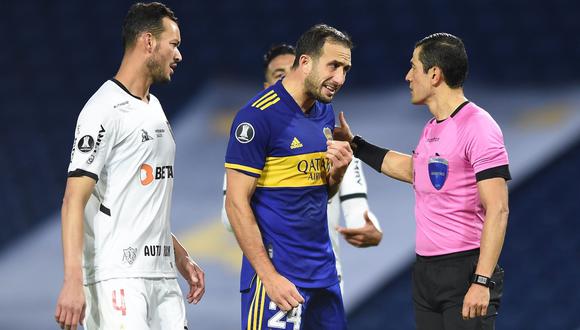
<box><xmin>434</xmin><ymin>100</ymin><xmax>469</xmax><ymax>123</ymax></box>
<box><xmin>110</xmin><ymin>78</ymin><xmax>150</xmax><ymax>101</ymax></box>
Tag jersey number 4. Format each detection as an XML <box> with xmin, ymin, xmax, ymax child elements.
<box><xmin>268</xmin><ymin>301</ymin><xmax>301</xmax><ymax>330</ymax></box>
<box><xmin>112</xmin><ymin>289</ymin><xmax>127</xmax><ymax>316</ymax></box>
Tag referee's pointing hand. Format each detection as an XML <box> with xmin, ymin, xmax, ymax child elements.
<box><xmin>333</xmin><ymin>112</ymin><xmax>354</xmax><ymax>142</ymax></box>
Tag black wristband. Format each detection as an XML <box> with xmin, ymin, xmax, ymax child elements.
<box><xmin>351</xmin><ymin>135</ymin><xmax>389</xmax><ymax>173</ymax></box>
<box><xmin>471</xmin><ymin>273</ymin><xmax>495</xmax><ymax>289</ymax></box>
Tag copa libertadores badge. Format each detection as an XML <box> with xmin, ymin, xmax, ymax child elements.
<box><xmin>77</xmin><ymin>135</ymin><xmax>95</xmax><ymax>153</ymax></box>
<box><xmin>235</xmin><ymin>122</ymin><xmax>255</xmax><ymax>143</ymax></box>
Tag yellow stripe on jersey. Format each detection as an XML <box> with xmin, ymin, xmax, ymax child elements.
<box><xmin>254</xmin><ymin>93</ymin><xmax>278</xmax><ymax>108</ymax></box>
<box><xmin>252</xmin><ymin>278</ymin><xmax>263</xmax><ymax>330</ymax></box>
<box><xmin>257</xmin><ymin>280</ymin><xmax>266</xmax><ymax>328</ymax></box>
<box><xmin>257</xmin><ymin>152</ymin><xmax>330</xmax><ymax>188</ymax></box>
<box><xmin>225</xmin><ymin>163</ymin><xmax>263</xmax><ymax>175</ymax></box>
<box><xmin>258</xmin><ymin>97</ymin><xmax>280</xmax><ymax>110</ymax></box>
<box><xmin>247</xmin><ymin>277</ymin><xmax>259</xmax><ymax>330</ymax></box>
<box><xmin>251</xmin><ymin>90</ymin><xmax>275</xmax><ymax>107</ymax></box>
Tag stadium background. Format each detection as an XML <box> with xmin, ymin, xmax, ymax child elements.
<box><xmin>1</xmin><ymin>0</ymin><xmax>579</xmax><ymax>329</ymax></box>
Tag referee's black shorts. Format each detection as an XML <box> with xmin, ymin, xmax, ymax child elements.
<box><xmin>412</xmin><ymin>248</ymin><xmax>504</xmax><ymax>330</ymax></box>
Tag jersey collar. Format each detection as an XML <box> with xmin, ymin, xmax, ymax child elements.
<box><xmin>434</xmin><ymin>100</ymin><xmax>470</xmax><ymax>124</ymax></box>
<box><xmin>110</xmin><ymin>78</ymin><xmax>151</xmax><ymax>102</ymax></box>
<box><xmin>274</xmin><ymin>80</ymin><xmax>320</xmax><ymax>118</ymax></box>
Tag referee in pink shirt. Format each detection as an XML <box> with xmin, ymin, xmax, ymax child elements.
<box><xmin>335</xmin><ymin>33</ymin><xmax>510</xmax><ymax>330</ymax></box>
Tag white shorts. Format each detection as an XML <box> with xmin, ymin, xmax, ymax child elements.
<box><xmin>84</xmin><ymin>277</ymin><xmax>187</xmax><ymax>330</ymax></box>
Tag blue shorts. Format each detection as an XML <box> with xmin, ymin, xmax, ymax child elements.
<box><xmin>241</xmin><ymin>277</ymin><xmax>346</xmax><ymax>330</ymax></box>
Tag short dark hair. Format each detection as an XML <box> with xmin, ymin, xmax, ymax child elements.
<box><xmin>122</xmin><ymin>2</ymin><xmax>178</xmax><ymax>49</ymax></box>
<box><xmin>292</xmin><ymin>24</ymin><xmax>353</xmax><ymax>68</ymax></box>
<box><xmin>415</xmin><ymin>33</ymin><xmax>468</xmax><ymax>88</ymax></box>
<box><xmin>263</xmin><ymin>44</ymin><xmax>295</xmax><ymax>71</ymax></box>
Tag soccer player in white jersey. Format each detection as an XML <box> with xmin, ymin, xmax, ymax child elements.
<box><xmin>221</xmin><ymin>44</ymin><xmax>383</xmax><ymax>290</ymax></box>
<box><xmin>55</xmin><ymin>3</ymin><xmax>205</xmax><ymax>329</ymax></box>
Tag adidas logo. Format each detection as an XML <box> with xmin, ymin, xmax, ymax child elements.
<box><xmin>290</xmin><ymin>137</ymin><xmax>303</xmax><ymax>149</ymax></box>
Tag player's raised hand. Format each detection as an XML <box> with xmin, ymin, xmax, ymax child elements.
<box><xmin>176</xmin><ymin>256</ymin><xmax>206</xmax><ymax>304</ymax></box>
<box><xmin>55</xmin><ymin>280</ymin><xmax>86</xmax><ymax>330</ymax></box>
<box><xmin>263</xmin><ymin>273</ymin><xmax>304</xmax><ymax>312</ymax></box>
<box><xmin>337</xmin><ymin>210</ymin><xmax>383</xmax><ymax>247</ymax></box>
<box><xmin>333</xmin><ymin>112</ymin><xmax>354</xmax><ymax>142</ymax></box>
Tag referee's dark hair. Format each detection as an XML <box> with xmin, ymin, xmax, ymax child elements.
<box><xmin>122</xmin><ymin>2</ymin><xmax>178</xmax><ymax>50</ymax></box>
<box><xmin>292</xmin><ymin>24</ymin><xmax>353</xmax><ymax>68</ymax></box>
<box><xmin>415</xmin><ymin>33</ymin><xmax>468</xmax><ymax>88</ymax></box>
<box><xmin>264</xmin><ymin>44</ymin><xmax>295</xmax><ymax>71</ymax></box>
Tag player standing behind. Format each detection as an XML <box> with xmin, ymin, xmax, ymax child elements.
<box><xmin>220</xmin><ymin>44</ymin><xmax>383</xmax><ymax>292</ymax></box>
<box><xmin>225</xmin><ymin>24</ymin><xmax>354</xmax><ymax>329</ymax></box>
<box><xmin>335</xmin><ymin>33</ymin><xmax>509</xmax><ymax>330</ymax></box>
<box><xmin>55</xmin><ymin>3</ymin><xmax>205</xmax><ymax>329</ymax></box>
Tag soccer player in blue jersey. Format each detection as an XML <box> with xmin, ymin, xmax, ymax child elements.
<box><xmin>225</xmin><ymin>24</ymin><xmax>354</xmax><ymax>329</ymax></box>
<box><xmin>221</xmin><ymin>43</ymin><xmax>383</xmax><ymax>294</ymax></box>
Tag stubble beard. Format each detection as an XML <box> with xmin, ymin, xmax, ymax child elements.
<box><xmin>305</xmin><ymin>71</ymin><xmax>331</xmax><ymax>104</ymax></box>
<box><xmin>146</xmin><ymin>49</ymin><xmax>170</xmax><ymax>84</ymax></box>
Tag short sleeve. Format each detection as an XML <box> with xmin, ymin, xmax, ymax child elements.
<box><xmin>339</xmin><ymin>158</ymin><xmax>368</xmax><ymax>198</ymax></box>
<box><xmin>224</xmin><ymin>107</ymin><xmax>271</xmax><ymax>177</ymax></box>
<box><xmin>67</xmin><ymin>105</ymin><xmax>117</xmax><ymax>181</ymax></box>
<box><xmin>340</xmin><ymin>158</ymin><xmax>381</xmax><ymax>229</ymax></box>
<box><xmin>466</xmin><ymin>112</ymin><xmax>510</xmax><ymax>176</ymax></box>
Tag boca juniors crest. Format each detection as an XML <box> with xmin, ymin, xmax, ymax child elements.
<box><xmin>428</xmin><ymin>157</ymin><xmax>448</xmax><ymax>190</ymax></box>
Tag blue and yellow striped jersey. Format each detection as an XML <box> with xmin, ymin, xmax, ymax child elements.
<box><xmin>225</xmin><ymin>80</ymin><xmax>338</xmax><ymax>289</ymax></box>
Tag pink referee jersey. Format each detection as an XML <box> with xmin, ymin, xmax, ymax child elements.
<box><xmin>412</xmin><ymin>101</ymin><xmax>510</xmax><ymax>256</ymax></box>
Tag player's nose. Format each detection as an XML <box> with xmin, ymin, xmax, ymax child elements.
<box><xmin>333</xmin><ymin>71</ymin><xmax>346</xmax><ymax>86</ymax></box>
<box><xmin>175</xmin><ymin>48</ymin><xmax>182</xmax><ymax>63</ymax></box>
<box><xmin>405</xmin><ymin>69</ymin><xmax>412</xmax><ymax>82</ymax></box>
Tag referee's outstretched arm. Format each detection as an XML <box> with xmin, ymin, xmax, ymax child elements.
<box><xmin>334</xmin><ymin>112</ymin><xmax>413</xmax><ymax>183</ymax></box>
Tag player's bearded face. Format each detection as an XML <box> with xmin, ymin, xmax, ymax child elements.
<box><xmin>304</xmin><ymin>42</ymin><xmax>351</xmax><ymax>104</ymax></box>
<box><xmin>304</xmin><ymin>59</ymin><xmax>343</xmax><ymax>104</ymax></box>
<box><xmin>147</xmin><ymin>44</ymin><xmax>170</xmax><ymax>84</ymax></box>
<box><xmin>147</xmin><ymin>18</ymin><xmax>182</xmax><ymax>84</ymax></box>
<box><xmin>304</xmin><ymin>63</ymin><xmax>333</xmax><ymax>104</ymax></box>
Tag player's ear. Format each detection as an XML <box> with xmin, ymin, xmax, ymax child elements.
<box><xmin>430</xmin><ymin>67</ymin><xmax>442</xmax><ymax>86</ymax></box>
<box><xmin>300</xmin><ymin>54</ymin><xmax>312</xmax><ymax>75</ymax></box>
<box><xmin>142</xmin><ymin>32</ymin><xmax>155</xmax><ymax>53</ymax></box>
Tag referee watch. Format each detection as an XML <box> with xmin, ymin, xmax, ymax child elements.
<box><xmin>471</xmin><ymin>274</ymin><xmax>495</xmax><ymax>289</ymax></box>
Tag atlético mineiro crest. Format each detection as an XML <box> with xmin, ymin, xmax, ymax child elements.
<box><xmin>141</xmin><ymin>129</ymin><xmax>153</xmax><ymax>142</ymax></box>
<box><xmin>122</xmin><ymin>247</ymin><xmax>137</xmax><ymax>265</ymax></box>
<box><xmin>428</xmin><ymin>157</ymin><xmax>448</xmax><ymax>190</ymax></box>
